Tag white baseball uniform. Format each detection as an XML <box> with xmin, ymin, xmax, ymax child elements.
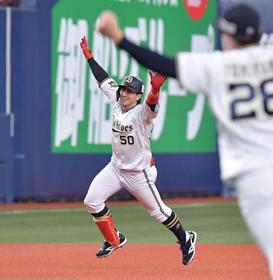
<box><xmin>84</xmin><ymin>77</ymin><xmax>172</xmax><ymax>223</ymax></box>
<box><xmin>176</xmin><ymin>45</ymin><xmax>273</xmax><ymax>276</ymax></box>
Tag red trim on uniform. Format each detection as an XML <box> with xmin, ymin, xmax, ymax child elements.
<box><xmin>150</xmin><ymin>156</ymin><xmax>155</xmax><ymax>167</ymax></box>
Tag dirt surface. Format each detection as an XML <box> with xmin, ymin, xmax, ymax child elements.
<box><xmin>0</xmin><ymin>243</ymin><xmax>269</xmax><ymax>280</ymax></box>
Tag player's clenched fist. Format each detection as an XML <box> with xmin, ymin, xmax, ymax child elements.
<box><xmin>80</xmin><ymin>36</ymin><xmax>93</xmax><ymax>60</ymax></box>
<box><xmin>96</xmin><ymin>11</ymin><xmax>124</xmax><ymax>44</ymax></box>
<box><xmin>149</xmin><ymin>71</ymin><xmax>167</xmax><ymax>94</ymax></box>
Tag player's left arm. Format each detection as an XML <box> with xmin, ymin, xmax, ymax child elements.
<box><xmin>146</xmin><ymin>71</ymin><xmax>167</xmax><ymax>111</ymax></box>
<box><xmin>140</xmin><ymin>71</ymin><xmax>167</xmax><ymax>125</ymax></box>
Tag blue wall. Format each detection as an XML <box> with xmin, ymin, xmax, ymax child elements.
<box><xmin>0</xmin><ymin>8</ymin><xmax>6</xmax><ymax>113</ymax></box>
<box><xmin>0</xmin><ymin>1</ymin><xmax>224</xmax><ymax>202</ymax></box>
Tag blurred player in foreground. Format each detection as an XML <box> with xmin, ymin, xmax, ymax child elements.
<box><xmin>80</xmin><ymin>37</ymin><xmax>197</xmax><ymax>265</ymax></box>
<box><xmin>97</xmin><ymin>3</ymin><xmax>273</xmax><ymax>278</ymax></box>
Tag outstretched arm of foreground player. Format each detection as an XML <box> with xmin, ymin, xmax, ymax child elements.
<box><xmin>97</xmin><ymin>11</ymin><xmax>177</xmax><ymax>78</ymax></box>
<box><xmin>80</xmin><ymin>36</ymin><xmax>109</xmax><ymax>84</ymax></box>
<box><xmin>119</xmin><ymin>38</ymin><xmax>176</xmax><ymax>78</ymax></box>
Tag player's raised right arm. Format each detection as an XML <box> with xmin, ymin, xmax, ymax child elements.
<box><xmin>80</xmin><ymin>36</ymin><xmax>109</xmax><ymax>84</ymax></box>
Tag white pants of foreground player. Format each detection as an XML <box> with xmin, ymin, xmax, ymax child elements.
<box><xmin>84</xmin><ymin>162</ymin><xmax>172</xmax><ymax>223</ymax></box>
<box><xmin>235</xmin><ymin>165</ymin><xmax>273</xmax><ymax>280</ymax></box>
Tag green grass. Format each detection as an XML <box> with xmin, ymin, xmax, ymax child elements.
<box><xmin>0</xmin><ymin>201</ymin><xmax>253</xmax><ymax>244</ymax></box>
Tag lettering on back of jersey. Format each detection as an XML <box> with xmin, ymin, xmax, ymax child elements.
<box><xmin>225</xmin><ymin>60</ymin><xmax>273</xmax><ymax>78</ymax></box>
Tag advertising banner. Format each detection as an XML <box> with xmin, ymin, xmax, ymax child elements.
<box><xmin>52</xmin><ymin>0</ymin><xmax>217</xmax><ymax>154</ymax></box>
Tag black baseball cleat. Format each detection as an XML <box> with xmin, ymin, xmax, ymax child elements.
<box><xmin>96</xmin><ymin>231</ymin><xmax>127</xmax><ymax>258</ymax></box>
<box><xmin>179</xmin><ymin>231</ymin><xmax>197</xmax><ymax>265</ymax></box>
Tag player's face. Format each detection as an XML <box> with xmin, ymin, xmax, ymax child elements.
<box><xmin>120</xmin><ymin>87</ymin><xmax>141</xmax><ymax>109</ymax></box>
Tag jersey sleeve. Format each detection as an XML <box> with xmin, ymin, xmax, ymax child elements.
<box><xmin>99</xmin><ymin>77</ymin><xmax>119</xmax><ymax>105</ymax></box>
<box><xmin>175</xmin><ymin>52</ymin><xmax>214</xmax><ymax>95</ymax></box>
<box><xmin>139</xmin><ymin>102</ymin><xmax>159</xmax><ymax>126</ymax></box>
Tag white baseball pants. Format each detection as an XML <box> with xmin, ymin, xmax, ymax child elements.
<box><xmin>84</xmin><ymin>162</ymin><xmax>172</xmax><ymax>223</ymax></box>
<box><xmin>235</xmin><ymin>165</ymin><xmax>273</xmax><ymax>280</ymax></box>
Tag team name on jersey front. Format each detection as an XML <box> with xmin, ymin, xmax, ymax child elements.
<box><xmin>112</xmin><ymin>114</ymin><xmax>133</xmax><ymax>133</ymax></box>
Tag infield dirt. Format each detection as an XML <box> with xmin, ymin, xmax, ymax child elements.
<box><xmin>0</xmin><ymin>243</ymin><xmax>269</xmax><ymax>280</ymax></box>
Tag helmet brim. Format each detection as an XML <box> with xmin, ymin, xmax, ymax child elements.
<box><xmin>118</xmin><ymin>85</ymin><xmax>143</xmax><ymax>94</ymax></box>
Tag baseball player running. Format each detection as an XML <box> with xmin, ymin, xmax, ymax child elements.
<box><xmin>80</xmin><ymin>36</ymin><xmax>197</xmax><ymax>265</ymax></box>
<box><xmin>96</xmin><ymin>3</ymin><xmax>273</xmax><ymax>278</ymax></box>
